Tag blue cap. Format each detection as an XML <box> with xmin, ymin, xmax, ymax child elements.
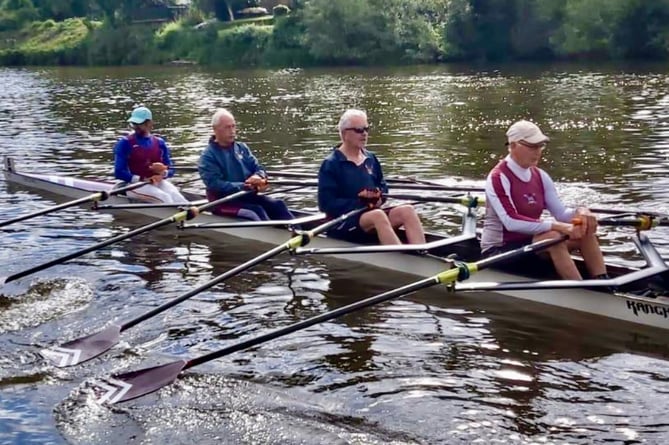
<box><xmin>127</xmin><ymin>106</ymin><xmax>152</xmax><ymax>124</ymax></box>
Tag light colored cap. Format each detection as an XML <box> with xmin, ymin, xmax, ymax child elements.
<box><xmin>127</xmin><ymin>106</ymin><xmax>152</xmax><ymax>124</ymax></box>
<box><xmin>506</xmin><ymin>120</ymin><xmax>549</xmax><ymax>144</ymax></box>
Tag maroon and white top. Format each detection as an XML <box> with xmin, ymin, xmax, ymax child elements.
<box><xmin>481</xmin><ymin>155</ymin><xmax>575</xmax><ymax>252</ymax></box>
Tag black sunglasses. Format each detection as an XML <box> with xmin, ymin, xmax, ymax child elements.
<box><xmin>345</xmin><ymin>126</ymin><xmax>370</xmax><ymax>134</ymax></box>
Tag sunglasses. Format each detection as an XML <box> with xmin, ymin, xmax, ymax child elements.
<box><xmin>517</xmin><ymin>140</ymin><xmax>546</xmax><ymax>150</ymax></box>
<box><xmin>345</xmin><ymin>126</ymin><xmax>370</xmax><ymax>134</ymax></box>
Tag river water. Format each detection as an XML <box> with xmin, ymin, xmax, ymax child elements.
<box><xmin>1</xmin><ymin>63</ymin><xmax>669</xmax><ymax>444</ymax></box>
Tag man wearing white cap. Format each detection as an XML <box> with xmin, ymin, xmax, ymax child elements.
<box><xmin>481</xmin><ymin>120</ymin><xmax>607</xmax><ymax>280</ymax></box>
<box><xmin>113</xmin><ymin>106</ymin><xmax>188</xmax><ymax>204</ymax></box>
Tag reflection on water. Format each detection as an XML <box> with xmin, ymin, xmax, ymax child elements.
<box><xmin>1</xmin><ymin>63</ymin><xmax>669</xmax><ymax>443</ymax></box>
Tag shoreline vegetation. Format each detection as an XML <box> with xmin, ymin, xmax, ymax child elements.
<box><xmin>1</xmin><ymin>0</ymin><xmax>668</xmax><ymax>68</ymax></box>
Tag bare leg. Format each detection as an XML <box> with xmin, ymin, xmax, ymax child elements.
<box><xmin>576</xmin><ymin>233</ymin><xmax>607</xmax><ymax>277</ymax></box>
<box><xmin>388</xmin><ymin>205</ymin><xmax>426</xmax><ymax>244</ymax></box>
<box><xmin>359</xmin><ymin>209</ymin><xmax>401</xmax><ymax>245</ymax></box>
<box><xmin>534</xmin><ymin>231</ymin><xmax>582</xmax><ymax>280</ymax></box>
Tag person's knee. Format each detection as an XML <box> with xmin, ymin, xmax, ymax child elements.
<box><xmin>390</xmin><ymin>205</ymin><xmax>419</xmax><ymax>222</ymax></box>
<box><xmin>238</xmin><ymin>208</ymin><xmax>263</xmax><ymax>221</ymax></box>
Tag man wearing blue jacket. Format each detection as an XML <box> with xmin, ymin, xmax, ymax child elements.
<box><xmin>318</xmin><ymin>109</ymin><xmax>425</xmax><ymax>245</ymax></box>
<box><xmin>198</xmin><ymin>108</ymin><xmax>293</xmax><ymax>221</ymax></box>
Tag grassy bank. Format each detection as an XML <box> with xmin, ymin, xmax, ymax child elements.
<box><xmin>0</xmin><ymin>14</ymin><xmax>301</xmax><ymax>67</ymax></box>
<box><xmin>0</xmin><ymin>17</ymin><xmax>93</xmax><ymax>65</ymax></box>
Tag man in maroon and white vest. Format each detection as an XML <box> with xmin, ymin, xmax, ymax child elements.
<box><xmin>113</xmin><ymin>106</ymin><xmax>187</xmax><ymax>204</ymax></box>
<box><xmin>481</xmin><ymin>120</ymin><xmax>607</xmax><ymax>281</ymax></box>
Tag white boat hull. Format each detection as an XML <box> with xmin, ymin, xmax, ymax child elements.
<box><xmin>3</xmin><ymin>160</ymin><xmax>669</xmax><ymax>330</ymax></box>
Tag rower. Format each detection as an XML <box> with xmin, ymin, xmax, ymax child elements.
<box><xmin>197</xmin><ymin>108</ymin><xmax>293</xmax><ymax>221</ymax></box>
<box><xmin>481</xmin><ymin>119</ymin><xmax>608</xmax><ymax>280</ymax></box>
<box><xmin>113</xmin><ymin>106</ymin><xmax>188</xmax><ymax>204</ymax></box>
<box><xmin>317</xmin><ymin>109</ymin><xmax>426</xmax><ymax>245</ymax></box>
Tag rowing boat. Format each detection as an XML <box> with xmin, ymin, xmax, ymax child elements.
<box><xmin>3</xmin><ymin>157</ymin><xmax>669</xmax><ymax>330</ymax></box>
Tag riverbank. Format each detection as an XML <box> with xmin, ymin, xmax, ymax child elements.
<box><xmin>0</xmin><ymin>13</ymin><xmax>316</xmax><ymax>67</ymax></box>
<box><xmin>1</xmin><ymin>0</ymin><xmax>668</xmax><ymax>68</ymax></box>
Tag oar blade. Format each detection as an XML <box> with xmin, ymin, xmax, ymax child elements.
<box><xmin>40</xmin><ymin>324</ymin><xmax>122</xmax><ymax>367</ymax></box>
<box><xmin>93</xmin><ymin>359</ymin><xmax>187</xmax><ymax>404</ymax></box>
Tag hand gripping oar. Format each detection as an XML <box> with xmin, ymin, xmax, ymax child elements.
<box><xmin>40</xmin><ymin>206</ymin><xmax>368</xmax><ymax>368</ymax></box>
<box><xmin>0</xmin><ymin>190</ymin><xmax>253</xmax><ymax>286</ymax></box>
<box><xmin>91</xmin><ymin>234</ymin><xmax>568</xmax><ymax>404</ymax></box>
<box><xmin>0</xmin><ymin>180</ymin><xmax>151</xmax><ymax>229</ymax></box>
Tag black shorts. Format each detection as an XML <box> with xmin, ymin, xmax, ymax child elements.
<box><xmin>480</xmin><ymin>241</ymin><xmax>530</xmax><ymax>258</ymax></box>
<box><xmin>326</xmin><ymin>208</ymin><xmax>391</xmax><ymax>244</ymax></box>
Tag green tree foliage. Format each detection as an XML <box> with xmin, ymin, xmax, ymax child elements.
<box><xmin>303</xmin><ymin>0</ymin><xmax>442</xmax><ymax>65</ymax></box>
<box><xmin>443</xmin><ymin>0</ymin><xmax>519</xmax><ymax>61</ymax></box>
<box><xmin>552</xmin><ymin>0</ymin><xmax>627</xmax><ymax>58</ymax></box>
<box><xmin>2</xmin><ymin>0</ymin><xmax>669</xmax><ymax>66</ymax></box>
<box><xmin>611</xmin><ymin>0</ymin><xmax>669</xmax><ymax>58</ymax></box>
<box><xmin>0</xmin><ymin>0</ymin><xmax>38</xmax><ymax>31</ymax></box>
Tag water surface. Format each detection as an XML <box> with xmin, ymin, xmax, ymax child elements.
<box><xmin>1</xmin><ymin>63</ymin><xmax>669</xmax><ymax>444</ymax></box>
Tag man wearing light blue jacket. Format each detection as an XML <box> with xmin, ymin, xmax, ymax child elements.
<box><xmin>198</xmin><ymin>108</ymin><xmax>293</xmax><ymax>221</ymax></box>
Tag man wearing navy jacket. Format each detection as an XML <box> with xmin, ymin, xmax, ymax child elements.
<box><xmin>317</xmin><ymin>109</ymin><xmax>425</xmax><ymax>245</ymax></box>
<box><xmin>198</xmin><ymin>108</ymin><xmax>293</xmax><ymax>221</ymax></box>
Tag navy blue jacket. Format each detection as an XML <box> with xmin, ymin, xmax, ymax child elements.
<box><xmin>198</xmin><ymin>138</ymin><xmax>267</xmax><ymax>196</ymax></box>
<box><xmin>317</xmin><ymin>146</ymin><xmax>388</xmax><ymax>217</ymax></box>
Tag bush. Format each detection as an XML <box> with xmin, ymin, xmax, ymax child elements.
<box><xmin>272</xmin><ymin>5</ymin><xmax>290</xmax><ymax>17</ymax></box>
<box><xmin>181</xmin><ymin>7</ymin><xmax>209</xmax><ymax>27</ymax></box>
<box><xmin>86</xmin><ymin>23</ymin><xmax>160</xmax><ymax>65</ymax></box>
<box><xmin>204</xmin><ymin>24</ymin><xmax>272</xmax><ymax>66</ymax></box>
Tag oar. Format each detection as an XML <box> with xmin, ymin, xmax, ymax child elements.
<box><xmin>95</xmin><ymin>200</ymin><xmax>209</xmax><ymax>210</ymax></box>
<box><xmin>265</xmin><ymin>169</ymin><xmax>445</xmax><ymax>186</ymax></box>
<box><xmin>91</xmin><ymin>234</ymin><xmax>568</xmax><ymax>404</ymax></box>
<box><xmin>597</xmin><ymin>215</ymin><xmax>669</xmax><ymax>229</ymax></box>
<box><xmin>173</xmin><ymin>167</ymin><xmax>484</xmax><ymax>189</ymax></box>
<box><xmin>385</xmin><ymin>193</ymin><xmax>484</xmax><ymax>206</ymax></box>
<box><xmin>0</xmin><ymin>190</ymin><xmax>253</xmax><ymax>286</ymax></box>
<box><xmin>591</xmin><ymin>207</ymin><xmax>669</xmax><ymax>217</ymax></box>
<box><xmin>269</xmin><ymin>179</ymin><xmax>484</xmax><ymax>193</ymax></box>
<box><xmin>0</xmin><ymin>180</ymin><xmax>151</xmax><ymax>229</ymax></box>
<box><xmin>40</xmin><ymin>206</ymin><xmax>368</xmax><ymax>368</ymax></box>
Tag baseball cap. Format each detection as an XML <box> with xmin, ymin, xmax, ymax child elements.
<box><xmin>128</xmin><ymin>106</ymin><xmax>152</xmax><ymax>124</ymax></box>
<box><xmin>506</xmin><ymin>120</ymin><xmax>550</xmax><ymax>144</ymax></box>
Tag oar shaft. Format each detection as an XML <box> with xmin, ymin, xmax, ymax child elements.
<box><xmin>3</xmin><ymin>190</ymin><xmax>250</xmax><ymax>285</ymax></box>
<box><xmin>270</xmin><ymin>179</ymin><xmax>483</xmax><ymax>193</ymax></box>
<box><xmin>186</xmin><ymin>274</ymin><xmax>439</xmax><ymax>369</ymax></box>
<box><xmin>385</xmin><ymin>193</ymin><xmax>484</xmax><ymax>206</ymax></box>
<box><xmin>186</xmin><ymin>235</ymin><xmax>569</xmax><ymax>370</ymax></box>
<box><xmin>0</xmin><ymin>180</ymin><xmax>149</xmax><ymax>228</ymax></box>
<box><xmin>121</xmin><ymin>242</ymin><xmax>290</xmax><ymax>330</ymax></box>
<box><xmin>4</xmin><ymin>216</ymin><xmax>178</xmax><ymax>284</ymax></box>
<box><xmin>0</xmin><ymin>194</ymin><xmax>100</xmax><ymax>228</ymax></box>
<box><xmin>122</xmin><ymin>206</ymin><xmax>366</xmax><ymax>331</ymax></box>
